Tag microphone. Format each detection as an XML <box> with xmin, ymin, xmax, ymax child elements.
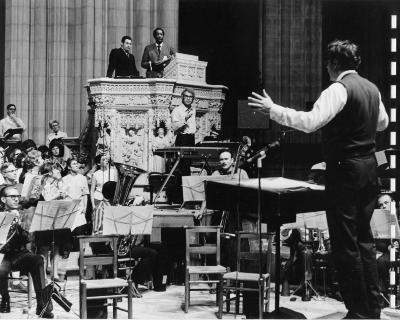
<box><xmin>247</xmin><ymin>140</ymin><xmax>280</xmax><ymax>163</ymax></box>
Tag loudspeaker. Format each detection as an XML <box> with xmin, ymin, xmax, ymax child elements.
<box><xmin>237</xmin><ymin>99</ymin><xmax>269</xmax><ymax>129</ymax></box>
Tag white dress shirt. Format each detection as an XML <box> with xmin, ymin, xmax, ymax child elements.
<box><xmin>47</xmin><ymin>130</ymin><xmax>67</xmax><ymax>145</ymax></box>
<box><xmin>171</xmin><ymin>104</ymin><xmax>196</xmax><ymax>134</ymax></box>
<box><xmin>269</xmin><ymin>70</ymin><xmax>389</xmax><ymax>133</ymax></box>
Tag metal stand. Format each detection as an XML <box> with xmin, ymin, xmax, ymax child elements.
<box><xmin>153</xmin><ymin>152</ymin><xmax>182</xmax><ymax>205</ymax></box>
<box><xmin>291</xmin><ymin>244</ymin><xmax>320</xmax><ymax>301</ymax></box>
<box><xmin>257</xmin><ymin>155</ymin><xmax>266</xmax><ymax>317</ymax></box>
<box><xmin>40</xmin><ymin>208</ymin><xmax>72</xmax><ymax>317</ymax></box>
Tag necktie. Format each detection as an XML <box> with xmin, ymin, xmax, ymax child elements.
<box><xmin>157</xmin><ymin>44</ymin><xmax>161</xmax><ymax>55</ymax></box>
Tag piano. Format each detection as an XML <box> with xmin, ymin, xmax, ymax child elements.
<box><xmin>205</xmin><ymin>177</ymin><xmax>326</xmax><ymax>312</ymax></box>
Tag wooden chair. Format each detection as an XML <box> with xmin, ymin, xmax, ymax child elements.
<box><xmin>184</xmin><ymin>226</ymin><xmax>227</xmax><ymax>313</ymax></box>
<box><xmin>78</xmin><ymin>235</ymin><xmax>133</xmax><ymax>319</ymax></box>
<box><xmin>217</xmin><ymin>232</ymin><xmax>272</xmax><ymax>319</ymax></box>
<box><xmin>8</xmin><ymin>273</ymin><xmax>33</xmax><ymax>309</ymax></box>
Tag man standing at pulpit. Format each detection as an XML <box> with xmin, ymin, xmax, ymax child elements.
<box><xmin>106</xmin><ymin>35</ymin><xmax>140</xmax><ymax>78</ymax></box>
<box><xmin>141</xmin><ymin>27</ymin><xmax>176</xmax><ymax>78</ymax></box>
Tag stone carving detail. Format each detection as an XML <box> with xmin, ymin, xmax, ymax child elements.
<box><xmin>164</xmin><ymin>53</ymin><xmax>208</xmax><ymax>84</ymax></box>
<box><xmin>93</xmin><ymin>95</ymin><xmax>115</xmax><ymax>107</ymax></box>
<box><xmin>117</xmin><ymin>111</ymin><xmax>148</xmax><ymax>169</ymax></box>
<box><xmin>87</xmin><ymin>76</ymin><xmax>227</xmax><ymax>169</ymax></box>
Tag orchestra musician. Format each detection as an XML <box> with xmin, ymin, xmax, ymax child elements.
<box><xmin>0</xmin><ymin>186</ymin><xmax>53</xmax><ymax>318</ymax></box>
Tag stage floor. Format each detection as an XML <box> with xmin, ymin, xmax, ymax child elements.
<box><xmin>3</xmin><ymin>280</ymin><xmax>399</xmax><ymax>319</ymax></box>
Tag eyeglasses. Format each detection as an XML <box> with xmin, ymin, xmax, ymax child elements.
<box><xmin>3</xmin><ymin>169</ymin><xmax>17</xmax><ymax>174</ymax></box>
<box><xmin>183</xmin><ymin>95</ymin><xmax>194</xmax><ymax>99</ymax></box>
<box><xmin>5</xmin><ymin>195</ymin><xmax>21</xmax><ymax>200</ymax></box>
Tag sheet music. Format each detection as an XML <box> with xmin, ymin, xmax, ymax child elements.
<box><xmin>21</xmin><ymin>172</ymin><xmax>37</xmax><ymax>198</ymax></box>
<box><xmin>29</xmin><ymin>200</ymin><xmax>81</xmax><ymax>232</ymax></box>
<box><xmin>182</xmin><ymin>175</ymin><xmax>232</xmax><ymax>202</ymax></box>
<box><xmin>103</xmin><ymin>205</ymin><xmax>153</xmax><ymax>235</ymax></box>
<box><xmin>218</xmin><ymin>177</ymin><xmax>325</xmax><ymax>191</ymax></box>
<box><xmin>0</xmin><ymin>211</ymin><xmax>17</xmax><ymax>247</ymax></box>
<box><xmin>257</xmin><ymin>177</ymin><xmax>325</xmax><ymax>191</ymax></box>
<box><xmin>371</xmin><ymin>209</ymin><xmax>400</xmax><ymax>239</ymax></box>
<box><xmin>296</xmin><ymin>211</ymin><xmax>328</xmax><ymax>230</ymax></box>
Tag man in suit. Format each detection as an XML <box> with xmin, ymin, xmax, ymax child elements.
<box><xmin>141</xmin><ymin>27</ymin><xmax>176</xmax><ymax>78</ymax></box>
<box><xmin>106</xmin><ymin>35</ymin><xmax>139</xmax><ymax>78</ymax></box>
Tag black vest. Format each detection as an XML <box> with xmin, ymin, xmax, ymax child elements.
<box><xmin>321</xmin><ymin>73</ymin><xmax>380</xmax><ymax>161</ymax></box>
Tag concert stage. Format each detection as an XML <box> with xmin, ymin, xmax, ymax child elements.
<box><xmin>3</xmin><ymin>278</ymin><xmax>398</xmax><ymax>319</ymax></box>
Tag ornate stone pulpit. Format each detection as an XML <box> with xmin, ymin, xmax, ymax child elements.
<box><xmin>86</xmin><ymin>54</ymin><xmax>227</xmax><ymax>171</ymax></box>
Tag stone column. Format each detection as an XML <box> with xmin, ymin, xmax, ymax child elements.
<box><xmin>2</xmin><ymin>0</ymin><xmax>180</xmax><ymax>144</ymax></box>
<box><xmin>157</xmin><ymin>0</ymin><xmax>179</xmax><ymax>51</ymax></box>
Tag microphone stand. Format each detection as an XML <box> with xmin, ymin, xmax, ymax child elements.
<box><xmin>257</xmin><ymin>154</ymin><xmax>266</xmax><ymax>317</ymax></box>
<box><xmin>280</xmin><ymin>131</ymin><xmax>286</xmax><ymax>178</ymax></box>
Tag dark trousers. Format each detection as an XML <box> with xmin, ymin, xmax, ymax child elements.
<box><xmin>0</xmin><ymin>250</ymin><xmax>46</xmax><ymax>306</ymax></box>
<box><xmin>326</xmin><ymin>155</ymin><xmax>381</xmax><ymax>319</ymax></box>
<box><xmin>174</xmin><ymin>134</ymin><xmax>195</xmax><ymax>147</ymax></box>
<box><xmin>120</xmin><ymin>246</ymin><xmax>157</xmax><ymax>285</ymax></box>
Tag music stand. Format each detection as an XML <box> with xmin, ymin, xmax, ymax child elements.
<box><xmin>103</xmin><ymin>205</ymin><xmax>154</xmax><ymax>297</ymax></box>
<box><xmin>3</xmin><ymin>127</ymin><xmax>23</xmax><ymax>140</ymax></box>
<box><xmin>0</xmin><ymin>211</ymin><xmax>18</xmax><ymax>263</ymax></box>
<box><xmin>30</xmin><ymin>200</ymin><xmax>81</xmax><ymax>315</ymax></box>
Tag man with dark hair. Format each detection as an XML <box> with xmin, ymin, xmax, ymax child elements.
<box><xmin>106</xmin><ymin>35</ymin><xmax>140</xmax><ymax>78</ymax></box>
<box><xmin>171</xmin><ymin>88</ymin><xmax>196</xmax><ymax>147</ymax></box>
<box><xmin>249</xmin><ymin>40</ymin><xmax>389</xmax><ymax>318</ymax></box>
<box><xmin>0</xmin><ymin>104</ymin><xmax>26</xmax><ymax>143</ymax></box>
<box><xmin>141</xmin><ymin>27</ymin><xmax>176</xmax><ymax>78</ymax></box>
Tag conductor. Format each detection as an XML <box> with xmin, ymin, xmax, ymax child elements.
<box><xmin>249</xmin><ymin>40</ymin><xmax>389</xmax><ymax>319</ymax></box>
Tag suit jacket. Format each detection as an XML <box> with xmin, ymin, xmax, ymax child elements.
<box><xmin>141</xmin><ymin>43</ymin><xmax>176</xmax><ymax>78</ymax></box>
<box><xmin>106</xmin><ymin>47</ymin><xmax>139</xmax><ymax>78</ymax></box>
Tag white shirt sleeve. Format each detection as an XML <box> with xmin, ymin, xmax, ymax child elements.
<box><xmin>377</xmin><ymin>94</ymin><xmax>389</xmax><ymax>132</ymax></box>
<box><xmin>171</xmin><ymin>107</ymin><xmax>185</xmax><ymax>132</ymax></box>
<box><xmin>269</xmin><ymin>82</ymin><xmax>347</xmax><ymax>133</ymax></box>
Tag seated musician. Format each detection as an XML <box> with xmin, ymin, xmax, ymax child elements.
<box><xmin>0</xmin><ymin>185</ymin><xmax>53</xmax><ymax>318</ymax></box>
<box><xmin>212</xmin><ymin>150</ymin><xmax>248</xmax><ymax>179</ymax></box>
<box><xmin>375</xmin><ymin>193</ymin><xmax>397</xmax><ymax>305</ymax></box>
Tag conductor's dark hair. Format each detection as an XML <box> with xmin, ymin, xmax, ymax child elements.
<box><xmin>121</xmin><ymin>35</ymin><xmax>132</xmax><ymax>44</ymax></box>
<box><xmin>6</xmin><ymin>104</ymin><xmax>16</xmax><ymax>110</ymax></box>
<box><xmin>153</xmin><ymin>27</ymin><xmax>165</xmax><ymax>38</ymax></box>
<box><xmin>326</xmin><ymin>40</ymin><xmax>361</xmax><ymax>70</ymax></box>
